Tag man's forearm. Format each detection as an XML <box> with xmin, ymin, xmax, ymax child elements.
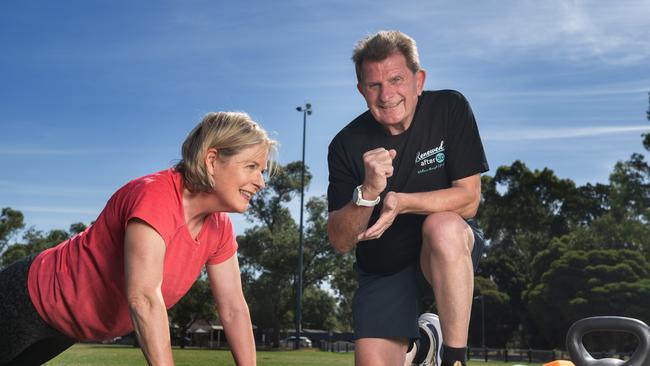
<box><xmin>327</xmin><ymin>202</ymin><xmax>375</xmax><ymax>253</ymax></box>
<box><xmin>397</xmin><ymin>185</ymin><xmax>479</xmax><ymax>218</ymax></box>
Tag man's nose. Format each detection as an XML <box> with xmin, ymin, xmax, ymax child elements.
<box><xmin>378</xmin><ymin>83</ymin><xmax>395</xmax><ymax>102</ymax></box>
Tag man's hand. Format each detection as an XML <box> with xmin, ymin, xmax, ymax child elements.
<box><xmin>358</xmin><ymin>191</ymin><xmax>400</xmax><ymax>241</ymax></box>
<box><xmin>362</xmin><ymin>148</ymin><xmax>397</xmax><ymax>198</ymax></box>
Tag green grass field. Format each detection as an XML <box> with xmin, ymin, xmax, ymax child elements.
<box><xmin>44</xmin><ymin>344</ymin><xmax>545</xmax><ymax>366</ymax></box>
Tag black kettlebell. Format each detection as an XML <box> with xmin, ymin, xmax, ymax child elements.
<box><xmin>567</xmin><ymin>316</ymin><xmax>650</xmax><ymax>366</ymax></box>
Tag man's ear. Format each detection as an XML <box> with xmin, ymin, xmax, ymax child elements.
<box><xmin>416</xmin><ymin>69</ymin><xmax>426</xmax><ymax>96</ymax></box>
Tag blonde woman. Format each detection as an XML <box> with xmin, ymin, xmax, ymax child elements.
<box><xmin>0</xmin><ymin>112</ymin><xmax>276</xmax><ymax>366</ymax></box>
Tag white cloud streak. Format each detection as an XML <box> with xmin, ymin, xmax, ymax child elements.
<box><xmin>0</xmin><ymin>147</ymin><xmax>168</xmax><ymax>156</ymax></box>
<box><xmin>428</xmin><ymin>0</ymin><xmax>650</xmax><ymax>65</ymax></box>
<box><xmin>0</xmin><ymin>180</ymin><xmax>107</xmax><ymax>197</ymax></box>
<box><xmin>17</xmin><ymin>206</ymin><xmax>100</xmax><ymax>215</ymax></box>
<box><xmin>484</xmin><ymin>125</ymin><xmax>649</xmax><ymax>141</ymax></box>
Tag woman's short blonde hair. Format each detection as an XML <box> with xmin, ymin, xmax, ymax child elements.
<box><xmin>175</xmin><ymin>111</ymin><xmax>278</xmax><ymax>193</ymax></box>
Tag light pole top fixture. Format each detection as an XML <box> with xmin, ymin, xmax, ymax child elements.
<box><xmin>296</xmin><ymin>103</ymin><xmax>312</xmax><ymax>115</ymax></box>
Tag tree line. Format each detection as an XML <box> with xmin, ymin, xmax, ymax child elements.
<box><xmin>1</xmin><ymin>95</ymin><xmax>648</xmax><ymax>349</ymax></box>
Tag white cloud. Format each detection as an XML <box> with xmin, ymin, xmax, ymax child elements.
<box><xmin>0</xmin><ymin>148</ymin><xmax>82</xmax><ymax>155</ymax></box>
<box><xmin>431</xmin><ymin>0</ymin><xmax>650</xmax><ymax>65</ymax></box>
<box><xmin>0</xmin><ymin>147</ymin><xmax>167</xmax><ymax>156</ymax></box>
<box><xmin>0</xmin><ymin>180</ymin><xmax>106</xmax><ymax>197</ymax></box>
<box><xmin>18</xmin><ymin>206</ymin><xmax>100</xmax><ymax>215</ymax></box>
<box><xmin>477</xmin><ymin>80</ymin><xmax>649</xmax><ymax>100</ymax></box>
<box><xmin>484</xmin><ymin>124</ymin><xmax>649</xmax><ymax>141</ymax></box>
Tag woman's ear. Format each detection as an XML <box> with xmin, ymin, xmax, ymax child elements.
<box><xmin>205</xmin><ymin>148</ymin><xmax>218</xmax><ymax>175</ymax></box>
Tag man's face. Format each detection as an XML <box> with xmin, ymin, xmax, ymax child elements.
<box><xmin>357</xmin><ymin>52</ymin><xmax>425</xmax><ymax>135</ymax></box>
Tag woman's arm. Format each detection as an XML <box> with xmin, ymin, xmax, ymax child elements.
<box><xmin>206</xmin><ymin>254</ymin><xmax>256</xmax><ymax>366</ymax></box>
<box><xmin>124</xmin><ymin>218</ymin><xmax>174</xmax><ymax>366</ymax></box>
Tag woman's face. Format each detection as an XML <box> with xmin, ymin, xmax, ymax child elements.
<box><xmin>209</xmin><ymin>143</ymin><xmax>268</xmax><ymax>213</ymax></box>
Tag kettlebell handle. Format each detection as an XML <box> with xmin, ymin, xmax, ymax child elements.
<box><xmin>567</xmin><ymin>316</ymin><xmax>650</xmax><ymax>366</ymax></box>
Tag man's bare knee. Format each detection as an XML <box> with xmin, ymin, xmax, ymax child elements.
<box><xmin>421</xmin><ymin>212</ymin><xmax>473</xmax><ymax>260</ymax></box>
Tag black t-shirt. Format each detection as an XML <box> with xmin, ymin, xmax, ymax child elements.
<box><xmin>327</xmin><ymin>90</ymin><xmax>489</xmax><ymax>275</ymax></box>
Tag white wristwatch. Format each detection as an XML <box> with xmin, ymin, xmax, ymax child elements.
<box><xmin>352</xmin><ymin>185</ymin><xmax>381</xmax><ymax>207</ymax></box>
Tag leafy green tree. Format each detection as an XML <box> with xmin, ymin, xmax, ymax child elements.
<box><xmin>474</xmin><ymin>255</ymin><xmax>526</xmax><ymax>346</ymax></box>
<box><xmin>643</xmin><ymin>92</ymin><xmax>650</xmax><ymax>151</ymax></box>
<box><xmin>301</xmin><ymin>286</ymin><xmax>338</xmax><ymax>330</ymax></box>
<box><xmin>476</xmin><ymin>161</ymin><xmax>608</xmax><ymax>346</ymax></box>
<box><xmin>237</xmin><ymin>162</ymin><xmax>304</xmax><ymax>346</ymax></box>
<box><xmin>0</xmin><ymin>207</ymin><xmax>25</xmax><ymax>254</ymax></box>
<box><xmin>1</xmin><ymin>222</ymin><xmax>87</xmax><ymax>267</ymax></box>
<box><xmin>238</xmin><ymin>162</ymin><xmax>346</xmax><ymax>347</ymax></box>
<box><xmin>69</xmin><ymin>222</ymin><xmax>88</xmax><ymax>235</ymax></box>
<box><xmin>609</xmin><ymin>154</ymin><xmax>650</xmax><ymax>224</ymax></box>
<box><xmin>470</xmin><ymin>276</ymin><xmax>513</xmax><ymax>347</ymax></box>
<box><xmin>479</xmin><ymin>162</ymin><xmax>604</xmax><ymax>263</ymax></box>
<box><xmin>525</xmin><ymin>242</ymin><xmax>650</xmax><ymax>348</ymax></box>
<box><xmin>328</xmin><ymin>253</ymin><xmax>356</xmax><ymax>331</ymax></box>
<box><xmin>168</xmin><ymin>278</ymin><xmax>216</xmax><ymax>348</ymax></box>
<box><xmin>561</xmin><ymin>150</ymin><xmax>650</xmax><ymax>260</ymax></box>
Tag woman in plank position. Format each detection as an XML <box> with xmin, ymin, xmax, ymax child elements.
<box><xmin>0</xmin><ymin>111</ymin><xmax>276</xmax><ymax>366</ymax></box>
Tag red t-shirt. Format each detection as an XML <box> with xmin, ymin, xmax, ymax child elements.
<box><xmin>28</xmin><ymin>169</ymin><xmax>238</xmax><ymax>340</ymax></box>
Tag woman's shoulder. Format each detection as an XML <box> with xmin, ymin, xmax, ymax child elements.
<box><xmin>105</xmin><ymin>169</ymin><xmax>182</xmax><ymax>217</ymax></box>
<box><xmin>116</xmin><ymin>169</ymin><xmax>178</xmax><ymax>197</ymax></box>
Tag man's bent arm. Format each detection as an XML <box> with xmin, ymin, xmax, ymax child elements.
<box><xmin>329</xmin><ymin>174</ymin><xmax>480</xmax><ymax>251</ymax></box>
<box><xmin>397</xmin><ymin>174</ymin><xmax>481</xmax><ymax>218</ymax></box>
<box><xmin>327</xmin><ymin>202</ymin><xmax>375</xmax><ymax>254</ymax></box>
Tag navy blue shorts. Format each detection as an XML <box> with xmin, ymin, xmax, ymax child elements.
<box><xmin>352</xmin><ymin>219</ymin><xmax>485</xmax><ymax>340</ymax></box>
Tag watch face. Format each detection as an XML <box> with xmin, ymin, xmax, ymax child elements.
<box><xmin>352</xmin><ymin>186</ymin><xmax>360</xmax><ymax>203</ymax></box>
<box><xmin>353</xmin><ymin>186</ymin><xmax>364</xmax><ymax>205</ymax></box>
<box><xmin>353</xmin><ymin>185</ymin><xmax>379</xmax><ymax>207</ymax></box>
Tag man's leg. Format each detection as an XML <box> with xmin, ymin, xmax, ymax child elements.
<box><xmin>352</xmin><ymin>263</ymin><xmax>422</xmax><ymax>366</ymax></box>
<box><xmin>419</xmin><ymin>212</ymin><xmax>475</xmax><ymax>361</ymax></box>
<box><xmin>356</xmin><ymin>337</ymin><xmax>409</xmax><ymax>366</ymax></box>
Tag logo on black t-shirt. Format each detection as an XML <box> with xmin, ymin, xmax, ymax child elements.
<box><xmin>415</xmin><ymin>140</ymin><xmax>445</xmax><ymax>174</ymax></box>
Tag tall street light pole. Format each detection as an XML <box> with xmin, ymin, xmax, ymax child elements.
<box><xmin>294</xmin><ymin>102</ymin><xmax>312</xmax><ymax>349</ymax></box>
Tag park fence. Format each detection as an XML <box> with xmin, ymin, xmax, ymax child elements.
<box><xmin>318</xmin><ymin>340</ymin><xmax>356</xmax><ymax>353</ymax></box>
<box><xmin>468</xmin><ymin>347</ymin><xmax>565</xmax><ymax>363</ymax></box>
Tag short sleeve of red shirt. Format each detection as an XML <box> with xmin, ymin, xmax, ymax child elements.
<box><xmin>205</xmin><ymin>213</ymin><xmax>238</xmax><ymax>265</ymax></box>
<box><xmin>120</xmin><ymin>173</ymin><xmax>181</xmax><ymax>245</ymax></box>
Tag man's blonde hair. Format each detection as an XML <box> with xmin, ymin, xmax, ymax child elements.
<box><xmin>175</xmin><ymin>112</ymin><xmax>278</xmax><ymax>193</ymax></box>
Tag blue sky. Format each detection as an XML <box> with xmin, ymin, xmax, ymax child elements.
<box><xmin>1</xmin><ymin>0</ymin><xmax>649</xmax><ymax>235</ymax></box>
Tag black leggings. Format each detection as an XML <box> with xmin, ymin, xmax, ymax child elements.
<box><xmin>0</xmin><ymin>255</ymin><xmax>76</xmax><ymax>366</ymax></box>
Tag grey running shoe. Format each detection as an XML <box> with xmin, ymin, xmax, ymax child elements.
<box><xmin>413</xmin><ymin>313</ymin><xmax>443</xmax><ymax>366</ymax></box>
